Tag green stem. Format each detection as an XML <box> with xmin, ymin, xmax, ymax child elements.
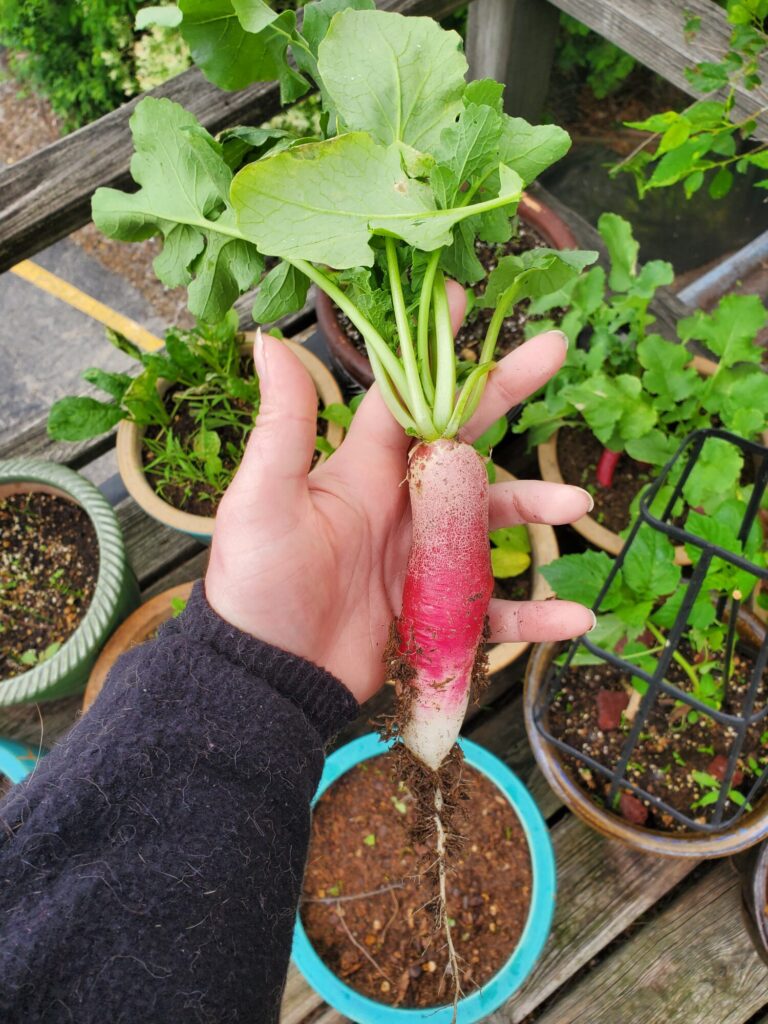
<box><xmin>443</xmin><ymin>361</ymin><xmax>494</xmax><ymax>438</ymax></box>
<box><xmin>645</xmin><ymin>621</ymin><xmax>700</xmax><ymax>690</ymax></box>
<box><xmin>416</xmin><ymin>251</ymin><xmax>441</xmax><ymax>405</ymax></box>
<box><xmin>287</xmin><ymin>258</ymin><xmax>408</xmax><ymax>397</ymax></box>
<box><xmin>385</xmin><ymin>239</ymin><xmax>436</xmax><ymax>439</ymax></box>
<box><xmin>431</xmin><ymin>271</ymin><xmax>457</xmax><ymax>435</ymax></box>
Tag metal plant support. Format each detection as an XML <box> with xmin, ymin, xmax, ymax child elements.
<box><xmin>534</xmin><ymin>428</ymin><xmax>768</xmax><ymax>833</ymax></box>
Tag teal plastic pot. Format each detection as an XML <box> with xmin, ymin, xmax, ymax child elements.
<box><xmin>0</xmin><ymin>459</ymin><xmax>140</xmax><ymax>704</ymax></box>
<box><xmin>292</xmin><ymin>734</ymin><xmax>556</xmax><ymax>1023</ymax></box>
<box><xmin>0</xmin><ymin>737</ymin><xmax>43</xmax><ymax>783</ymax></box>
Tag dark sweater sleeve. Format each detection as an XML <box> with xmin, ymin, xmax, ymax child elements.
<box><xmin>0</xmin><ymin>581</ymin><xmax>359</xmax><ymax>1024</ymax></box>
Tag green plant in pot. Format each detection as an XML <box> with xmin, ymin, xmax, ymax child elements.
<box><xmin>517</xmin><ymin>212</ymin><xmax>768</xmax><ymax>555</ymax></box>
<box><xmin>526</xmin><ymin>433</ymin><xmax>768</xmax><ymax>857</ymax></box>
<box><xmin>87</xmin><ymin>5</ymin><xmax>598</xmax><ymax>1015</ymax></box>
<box><xmin>47</xmin><ymin>314</ymin><xmax>344</xmax><ymax>540</ymax></box>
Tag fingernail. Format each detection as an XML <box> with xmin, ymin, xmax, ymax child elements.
<box><xmin>553</xmin><ymin>329</ymin><xmax>569</xmax><ymax>351</ymax></box>
<box><xmin>588</xmin><ymin>610</ymin><xmax>598</xmax><ymax>632</ymax></box>
<box><xmin>576</xmin><ymin>486</ymin><xmax>594</xmax><ymax>513</ymax></box>
<box><xmin>254</xmin><ymin>327</ymin><xmax>267</xmax><ymax>379</ymax></box>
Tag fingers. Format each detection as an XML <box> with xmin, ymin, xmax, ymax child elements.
<box><xmin>228</xmin><ymin>331</ymin><xmax>317</xmax><ymax>510</ymax></box>
<box><xmin>489</xmin><ymin>480</ymin><xmax>593</xmax><ymax>530</ymax></box>
<box><xmin>487</xmin><ymin>598</ymin><xmax>595</xmax><ymax>644</ymax></box>
<box><xmin>446</xmin><ymin>278</ymin><xmax>468</xmax><ymax>337</ymax></box>
<box><xmin>461</xmin><ymin>330</ymin><xmax>569</xmax><ymax>443</ymax></box>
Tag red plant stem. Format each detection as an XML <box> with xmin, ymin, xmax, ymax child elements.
<box><xmin>596</xmin><ymin>448</ymin><xmax>621</xmax><ymax>489</ymax></box>
<box><xmin>396</xmin><ymin>439</ymin><xmax>493</xmax><ymax>771</ymax></box>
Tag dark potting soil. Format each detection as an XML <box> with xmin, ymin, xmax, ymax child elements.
<box><xmin>557</xmin><ymin>427</ymin><xmax>652</xmax><ymax>534</ymax></box>
<box><xmin>0</xmin><ymin>493</ymin><xmax>98</xmax><ymax>679</ymax></box>
<box><xmin>0</xmin><ymin>774</ymin><xmax>11</xmax><ymax>801</ymax></box>
<box><xmin>301</xmin><ymin>751</ymin><xmax>532</xmax><ymax>1010</ymax></box>
<box><xmin>142</xmin><ymin>359</ymin><xmax>329</xmax><ymax>517</ymax></box>
<box><xmin>493</xmin><ymin>573</ymin><xmax>531</xmax><ymax>604</ymax></box>
<box><xmin>548</xmin><ymin>642</ymin><xmax>767</xmax><ymax>832</ymax></box>
<box><xmin>336</xmin><ymin>220</ymin><xmax>561</xmax><ymax>366</ymax></box>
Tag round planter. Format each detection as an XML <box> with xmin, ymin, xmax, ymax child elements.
<box><xmin>292</xmin><ymin>733</ymin><xmax>555</xmax><ymax>1023</ymax></box>
<box><xmin>488</xmin><ymin>467</ymin><xmax>559</xmax><ymax>675</ymax></box>
<box><xmin>317</xmin><ymin>192</ymin><xmax>579</xmax><ymax>391</ymax></box>
<box><xmin>116</xmin><ymin>337</ymin><xmax>345</xmax><ymax>541</ymax></box>
<box><xmin>525</xmin><ymin>641</ymin><xmax>768</xmax><ymax>858</ymax></box>
<box><xmin>0</xmin><ymin>736</ymin><xmax>43</xmax><ymax>785</ymax></box>
<box><xmin>0</xmin><ymin>459</ymin><xmax>140</xmax><ymax>705</ymax></box>
<box><xmin>82</xmin><ymin>582</ymin><xmax>194</xmax><ymax>713</ymax></box>
<box><xmin>537</xmin><ymin>356</ymin><xmax>768</xmax><ymax>563</ymax></box>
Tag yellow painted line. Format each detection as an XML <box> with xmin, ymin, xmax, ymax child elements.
<box><xmin>10</xmin><ymin>260</ymin><xmax>164</xmax><ymax>352</ymax></box>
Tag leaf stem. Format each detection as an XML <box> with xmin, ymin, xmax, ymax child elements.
<box><xmin>431</xmin><ymin>271</ymin><xmax>457</xmax><ymax>435</ymax></box>
<box><xmin>645</xmin><ymin>620</ymin><xmax>700</xmax><ymax>690</ymax></box>
<box><xmin>385</xmin><ymin>238</ymin><xmax>436</xmax><ymax>439</ymax></box>
<box><xmin>416</xmin><ymin>250</ymin><xmax>441</xmax><ymax>405</ymax></box>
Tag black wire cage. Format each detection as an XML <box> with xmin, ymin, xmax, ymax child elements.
<box><xmin>533</xmin><ymin>427</ymin><xmax>768</xmax><ymax>834</ymax></box>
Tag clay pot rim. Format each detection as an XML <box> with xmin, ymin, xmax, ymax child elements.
<box><xmin>83</xmin><ymin>582</ymin><xmax>195</xmax><ymax>712</ymax></box>
<box><xmin>116</xmin><ymin>336</ymin><xmax>344</xmax><ymax>538</ymax></box>
<box><xmin>317</xmin><ymin>191</ymin><xmax>579</xmax><ymax>391</ymax></box>
<box><xmin>525</xmin><ymin>640</ymin><xmax>768</xmax><ymax>858</ymax></box>
<box><xmin>488</xmin><ymin>466</ymin><xmax>558</xmax><ymax>675</ymax></box>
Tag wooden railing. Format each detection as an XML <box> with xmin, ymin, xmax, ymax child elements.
<box><xmin>1</xmin><ymin>0</ymin><xmax>764</xmax><ymax>275</ymax></box>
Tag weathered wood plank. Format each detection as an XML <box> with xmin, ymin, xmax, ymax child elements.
<box><xmin>466</xmin><ymin>0</ymin><xmax>560</xmax><ymax>123</ymax></box>
<box><xmin>0</xmin><ymin>0</ymin><xmax>466</xmax><ymax>273</ymax></box>
<box><xmin>530</xmin><ymin>861</ymin><xmax>768</xmax><ymax>1024</ymax></box>
<box><xmin>548</xmin><ymin>0</ymin><xmax>768</xmax><ymax>140</ymax></box>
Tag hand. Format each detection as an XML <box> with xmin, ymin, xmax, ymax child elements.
<box><xmin>206</xmin><ymin>285</ymin><xmax>595</xmax><ymax>703</ymax></box>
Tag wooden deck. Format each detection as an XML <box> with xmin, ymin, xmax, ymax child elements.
<box><xmin>1</xmin><ymin>187</ymin><xmax>765</xmax><ymax>1023</ymax></box>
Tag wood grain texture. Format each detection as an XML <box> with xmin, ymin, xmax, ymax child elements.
<box><xmin>466</xmin><ymin>0</ymin><xmax>559</xmax><ymax>122</ymax></box>
<box><xmin>529</xmin><ymin>861</ymin><xmax>768</xmax><ymax>1024</ymax></box>
<box><xmin>0</xmin><ymin>0</ymin><xmax>466</xmax><ymax>272</ymax></box>
<box><xmin>548</xmin><ymin>0</ymin><xmax>768</xmax><ymax>139</ymax></box>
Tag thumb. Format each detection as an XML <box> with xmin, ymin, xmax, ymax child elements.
<box><xmin>231</xmin><ymin>330</ymin><xmax>318</xmax><ymax>507</ymax></box>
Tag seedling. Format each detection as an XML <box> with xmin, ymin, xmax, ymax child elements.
<box><xmin>18</xmin><ymin>642</ymin><xmax>61</xmax><ymax>668</ymax></box>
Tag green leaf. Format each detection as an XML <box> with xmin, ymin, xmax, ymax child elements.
<box><xmin>433</xmin><ymin>103</ymin><xmax>503</xmax><ymax>200</ymax></box>
<box><xmin>497</xmin><ymin>118</ymin><xmax>571</xmax><ymax>186</ymax></box>
<box><xmin>473</xmin><ymin>415</ymin><xmax>508</xmax><ymax>455</ymax></box>
<box><xmin>363</xmin><ymin>833</ymin><xmax>376</xmax><ymax>846</ymax></box>
<box><xmin>440</xmin><ymin>220</ymin><xmax>485</xmax><ymax>285</ymax></box>
<box><xmin>491</xmin><ymin>547</ymin><xmax>531</xmax><ymax>578</ymax></box>
<box><xmin>81</xmin><ymin>368</ymin><xmax>133</xmax><ymax>401</ymax></box>
<box><xmin>489</xmin><ymin>525</ymin><xmax>531</xmax><ymax>553</ymax></box>
<box><xmin>301</xmin><ymin>0</ymin><xmax>376</xmax><ymax>56</ymax></box>
<box><xmin>678</xmin><ymin>294</ymin><xmax>767</xmax><ymax>366</ymax></box>
<box><xmin>479</xmin><ymin>248</ymin><xmax>597</xmax><ymax>309</ymax></box>
<box><xmin>136</xmin><ymin>5</ymin><xmax>183</xmax><ymax>29</ymax></box>
<box><xmin>622</xmin><ymin>525</ymin><xmax>681</xmax><ymax>602</ymax></box>
<box><xmin>92</xmin><ymin>98</ymin><xmax>263</xmax><ymax>322</ymax></box>
<box><xmin>232</xmin><ymin>133</ymin><xmax>523</xmax><ymax>268</ymax></box>
<box><xmin>179</xmin><ymin>1</ymin><xmax>309</xmax><ymax>100</ymax></box>
<box><xmin>637</xmin><ymin>334</ymin><xmax>699</xmax><ymax>402</ymax></box>
<box><xmin>598</xmin><ymin>213</ymin><xmax>637</xmax><ymax>291</ymax></box>
<box><xmin>320</xmin><ymin>403</ymin><xmax>354</xmax><ymax>429</ymax></box>
<box><xmin>318</xmin><ymin>9</ymin><xmax>467</xmax><ymax>150</ymax></box>
<box><xmin>624</xmin><ymin>429</ymin><xmax>678</xmax><ymax>466</ymax></box>
<box><xmin>541</xmin><ymin>550</ymin><xmax>623</xmax><ymax>609</ymax></box>
<box><xmin>251</xmin><ymin>261</ymin><xmax>310</xmax><ymax>323</ymax></box>
<box><xmin>464</xmin><ymin>79</ymin><xmax>504</xmax><ymax>111</ymax></box>
<box><xmin>193</xmin><ymin>427</ymin><xmax>221</xmax><ymax>459</ymax></box>
<box><xmin>657</xmin><ymin>117</ymin><xmax>691</xmax><ymax>155</ymax></box>
<box><xmin>683</xmin><ymin>437</ymin><xmax>743</xmax><ymax>511</ymax></box>
<box><xmin>47</xmin><ymin>397</ymin><xmax>124</xmax><ymax>441</ymax></box>
<box><xmin>709</xmin><ymin>166</ymin><xmax>734</xmax><ymax>198</ymax></box>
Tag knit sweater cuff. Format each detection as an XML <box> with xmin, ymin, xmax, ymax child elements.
<box><xmin>172</xmin><ymin>580</ymin><xmax>359</xmax><ymax>743</ymax></box>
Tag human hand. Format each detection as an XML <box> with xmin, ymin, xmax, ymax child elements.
<box><xmin>206</xmin><ymin>285</ymin><xmax>595</xmax><ymax>703</ymax></box>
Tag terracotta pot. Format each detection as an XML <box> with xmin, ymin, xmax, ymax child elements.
<box><xmin>733</xmin><ymin>838</ymin><xmax>768</xmax><ymax>967</ymax></box>
<box><xmin>488</xmin><ymin>467</ymin><xmax>559</xmax><ymax>675</ymax></box>
<box><xmin>0</xmin><ymin>459</ymin><xmax>140</xmax><ymax>705</ymax></box>
<box><xmin>537</xmin><ymin>355</ymin><xmax>768</xmax><ymax>563</ymax></box>
<box><xmin>524</xmin><ymin>637</ymin><xmax>768</xmax><ymax>858</ymax></box>
<box><xmin>83</xmin><ymin>582</ymin><xmax>195</xmax><ymax>712</ymax></box>
<box><xmin>117</xmin><ymin>337</ymin><xmax>344</xmax><ymax>541</ymax></box>
<box><xmin>317</xmin><ymin>192</ymin><xmax>579</xmax><ymax>391</ymax></box>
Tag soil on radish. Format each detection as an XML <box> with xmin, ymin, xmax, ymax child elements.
<box><xmin>557</xmin><ymin>427</ymin><xmax>652</xmax><ymax>534</ymax></box>
<box><xmin>142</xmin><ymin>356</ymin><xmax>329</xmax><ymax>517</ymax></box>
<box><xmin>335</xmin><ymin>220</ymin><xmax>563</xmax><ymax>364</ymax></box>
<box><xmin>301</xmin><ymin>751</ymin><xmax>532</xmax><ymax>1009</ymax></box>
<box><xmin>548</xmin><ymin>642</ymin><xmax>767</xmax><ymax>832</ymax></box>
<box><xmin>0</xmin><ymin>493</ymin><xmax>98</xmax><ymax>679</ymax></box>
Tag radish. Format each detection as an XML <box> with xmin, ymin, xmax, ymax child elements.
<box><xmin>92</xmin><ymin>8</ymin><xmax>598</xmax><ymax>1012</ymax></box>
<box><xmin>596</xmin><ymin>447</ymin><xmax>622</xmax><ymax>488</ymax></box>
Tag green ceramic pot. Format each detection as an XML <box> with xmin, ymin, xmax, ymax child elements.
<box><xmin>0</xmin><ymin>458</ymin><xmax>140</xmax><ymax>704</ymax></box>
